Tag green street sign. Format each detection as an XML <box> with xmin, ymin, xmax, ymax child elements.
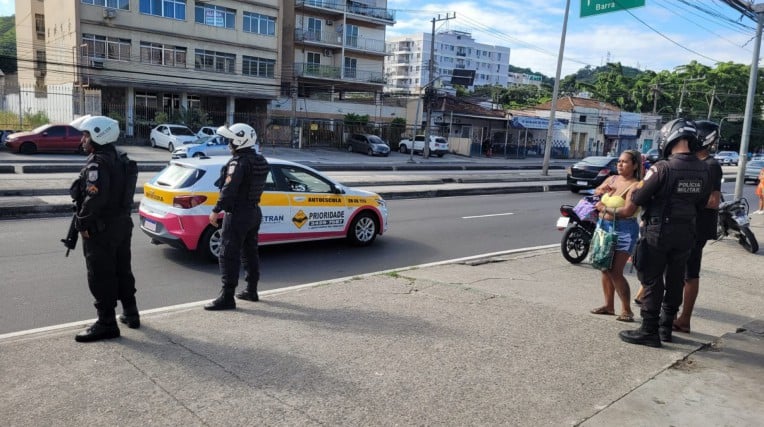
<box><xmin>581</xmin><ymin>0</ymin><xmax>645</xmax><ymax>17</ymax></box>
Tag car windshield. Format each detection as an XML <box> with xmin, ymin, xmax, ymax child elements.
<box><xmin>747</xmin><ymin>160</ymin><xmax>764</xmax><ymax>169</ymax></box>
<box><xmin>169</xmin><ymin>126</ymin><xmax>195</xmax><ymax>136</ymax></box>
<box><xmin>717</xmin><ymin>151</ymin><xmax>735</xmax><ymax>156</ymax></box>
<box><xmin>32</xmin><ymin>124</ymin><xmax>51</xmax><ymax>133</ymax></box>
<box><xmin>154</xmin><ymin>163</ymin><xmax>206</xmax><ymax>189</ymax></box>
<box><xmin>578</xmin><ymin>156</ymin><xmax>613</xmax><ymax>167</ymax></box>
<box><xmin>368</xmin><ymin>136</ymin><xmax>385</xmax><ymax>145</ymax></box>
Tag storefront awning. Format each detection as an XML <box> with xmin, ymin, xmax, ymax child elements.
<box><xmin>511</xmin><ymin>116</ymin><xmax>565</xmax><ymax>130</ymax></box>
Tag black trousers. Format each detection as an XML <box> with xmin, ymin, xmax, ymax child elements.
<box><xmin>219</xmin><ymin>206</ymin><xmax>262</xmax><ymax>291</ymax></box>
<box><xmin>636</xmin><ymin>223</ymin><xmax>695</xmax><ymax>317</ymax></box>
<box><xmin>82</xmin><ymin>216</ymin><xmax>136</xmax><ymax>320</ymax></box>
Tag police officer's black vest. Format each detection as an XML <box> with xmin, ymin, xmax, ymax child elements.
<box><xmin>232</xmin><ymin>149</ymin><xmax>267</xmax><ymax>206</ymax></box>
<box><xmin>644</xmin><ymin>153</ymin><xmax>709</xmax><ymax>222</ymax></box>
<box><xmin>92</xmin><ymin>145</ymin><xmax>138</xmax><ymax>217</ymax></box>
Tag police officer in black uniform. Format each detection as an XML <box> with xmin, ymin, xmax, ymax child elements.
<box><xmin>621</xmin><ymin>118</ymin><xmax>711</xmax><ymax>347</ymax></box>
<box><xmin>70</xmin><ymin>115</ymin><xmax>139</xmax><ymax>342</ymax></box>
<box><xmin>205</xmin><ymin>123</ymin><xmax>269</xmax><ymax>311</ymax></box>
<box><xmin>674</xmin><ymin>120</ymin><xmax>723</xmax><ymax>333</ymax></box>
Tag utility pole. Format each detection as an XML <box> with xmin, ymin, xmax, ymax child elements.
<box><xmin>291</xmin><ymin>72</ymin><xmax>298</xmax><ymax>148</ymax></box>
<box><xmin>707</xmin><ymin>85</ymin><xmax>716</xmax><ymax>120</ymax></box>
<box><xmin>676</xmin><ymin>76</ymin><xmax>704</xmax><ymax>118</ymax></box>
<box><xmin>423</xmin><ymin>12</ymin><xmax>455</xmax><ymax>158</ymax></box>
<box><xmin>651</xmin><ymin>84</ymin><xmax>661</xmax><ymax>114</ymax></box>
<box><xmin>542</xmin><ymin>0</ymin><xmax>570</xmax><ymax>176</ymax></box>
<box><xmin>734</xmin><ymin>3</ymin><xmax>764</xmax><ymax>200</ymax></box>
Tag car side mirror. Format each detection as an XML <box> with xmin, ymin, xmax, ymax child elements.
<box><xmin>331</xmin><ymin>184</ymin><xmax>344</xmax><ymax>194</ymax></box>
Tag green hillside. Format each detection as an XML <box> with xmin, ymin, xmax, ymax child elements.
<box><xmin>0</xmin><ymin>15</ymin><xmax>16</xmax><ymax>74</ymax></box>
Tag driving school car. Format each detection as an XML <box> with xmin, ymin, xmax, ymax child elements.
<box><xmin>139</xmin><ymin>157</ymin><xmax>389</xmax><ymax>261</ymax></box>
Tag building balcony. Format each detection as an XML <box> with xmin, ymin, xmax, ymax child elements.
<box><xmin>295</xmin><ymin>28</ymin><xmax>343</xmax><ymax>47</ymax></box>
<box><xmin>296</xmin><ymin>1</ymin><xmax>395</xmax><ymax>24</ymax></box>
<box><xmin>295</xmin><ymin>62</ymin><xmax>384</xmax><ymax>85</ymax></box>
<box><xmin>347</xmin><ymin>1</ymin><xmax>395</xmax><ymax>24</ymax></box>
<box><xmin>295</xmin><ymin>0</ymin><xmax>345</xmax><ymax>14</ymax></box>
<box><xmin>344</xmin><ymin>35</ymin><xmax>385</xmax><ymax>54</ymax></box>
<box><xmin>344</xmin><ymin>67</ymin><xmax>385</xmax><ymax>83</ymax></box>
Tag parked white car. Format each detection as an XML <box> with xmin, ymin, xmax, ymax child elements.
<box><xmin>398</xmin><ymin>135</ymin><xmax>449</xmax><ymax>157</ymax></box>
<box><xmin>149</xmin><ymin>124</ymin><xmax>197</xmax><ymax>152</ymax></box>
<box><xmin>196</xmin><ymin>126</ymin><xmax>218</xmax><ymax>139</ymax></box>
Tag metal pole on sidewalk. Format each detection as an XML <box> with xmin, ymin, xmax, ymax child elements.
<box><xmin>541</xmin><ymin>0</ymin><xmax>570</xmax><ymax>176</ymax></box>
<box><xmin>734</xmin><ymin>4</ymin><xmax>764</xmax><ymax>201</ymax></box>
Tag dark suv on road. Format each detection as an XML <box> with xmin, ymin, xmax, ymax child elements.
<box><xmin>566</xmin><ymin>156</ymin><xmax>618</xmax><ymax>193</ymax></box>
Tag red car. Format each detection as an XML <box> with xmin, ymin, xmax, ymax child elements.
<box><xmin>4</xmin><ymin>124</ymin><xmax>84</xmax><ymax>154</ymax></box>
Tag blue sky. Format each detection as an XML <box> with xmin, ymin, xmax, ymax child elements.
<box><xmin>1</xmin><ymin>1</ymin><xmax>759</xmax><ymax>77</ymax></box>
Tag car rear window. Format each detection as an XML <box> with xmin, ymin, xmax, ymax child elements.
<box><xmin>579</xmin><ymin>156</ymin><xmax>613</xmax><ymax>167</ymax></box>
<box><xmin>434</xmin><ymin>137</ymin><xmax>447</xmax><ymax>144</ymax></box>
<box><xmin>154</xmin><ymin>163</ymin><xmax>206</xmax><ymax>189</ymax></box>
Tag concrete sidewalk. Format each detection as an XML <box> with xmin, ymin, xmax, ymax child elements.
<box><xmin>2</xmin><ymin>215</ymin><xmax>762</xmax><ymax>426</ymax></box>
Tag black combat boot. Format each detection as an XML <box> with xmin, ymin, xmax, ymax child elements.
<box><xmin>75</xmin><ymin>311</ymin><xmax>120</xmax><ymax>343</ymax></box>
<box><xmin>235</xmin><ymin>285</ymin><xmax>259</xmax><ymax>302</ymax></box>
<box><xmin>204</xmin><ymin>289</ymin><xmax>236</xmax><ymax>311</ymax></box>
<box><xmin>619</xmin><ymin>311</ymin><xmax>661</xmax><ymax>348</ymax></box>
<box><xmin>118</xmin><ymin>306</ymin><xmax>140</xmax><ymax>329</ymax></box>
<box><xmin>658</xmin><ymin>310</ymin><xmax>674</xmax><ymax>342</ymax></box>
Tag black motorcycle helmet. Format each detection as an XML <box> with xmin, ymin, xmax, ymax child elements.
<box><xmin>694</xmin><ymin>120</ymin><xmax>720</xmax><ymax>152</ymax></box>
<box><xmin>658</xmin><ymin>118</ymin><xmax>698</xmax><ymax>159</ymax></box>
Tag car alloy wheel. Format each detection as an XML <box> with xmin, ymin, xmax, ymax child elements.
<box><xmin>347</xmin><ymin>212</ymin><xmax>377</xmax><ymax>246</ymax></box>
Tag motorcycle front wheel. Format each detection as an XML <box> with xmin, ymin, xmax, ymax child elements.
<box><xmin>737</xmin><ymin>226</ymin><xmax>759</xmax><ymax>253</ymax></box>
<box><xmin>561</xmin><ymin>225</ymin><xmax>591</xmax><ymax>264</ymax></box>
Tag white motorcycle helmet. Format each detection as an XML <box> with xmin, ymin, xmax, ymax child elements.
<box><xmin>70</xmin><ymin>115</ymin><xmax>120</xmax><ymax>145</ymax></box>
<box><xmin>216</xmin><ymin>123</ymin><xmax>257</xmax><ymax>150</ymax></box>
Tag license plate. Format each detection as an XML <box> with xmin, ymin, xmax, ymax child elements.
<box><xmin>143</xmin><ymin>219</ymin><xmax>157</xmax><ymax>232</ymax></box>
<box><xmin>556</xmin><ymin>216</ymin><xmax>570</xmax><ymax>229</ymax></box>
<box><xmin>576</xmin><ymin>180</ymin><xmax>587</xmax><ymax>186</ymax></box>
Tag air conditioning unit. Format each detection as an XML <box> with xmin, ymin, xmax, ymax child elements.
<box><xmin>103</xmin><ymin>8</ymin><xmax>117</xmax><ymax>19</ymax></box>
<box><xmin>91</xmin><ymin>58</ymin><xmax>104</xmax><ymax>69</ymax></box>
<box><xmin>325</xmin><ymin>20</ymin><xmax>333</xmax><ymax>26</ymax></box>
<box><xmin>323</xmin><ymin>49</ymin><xmax>333</xmax><ymax>57</ymax></box>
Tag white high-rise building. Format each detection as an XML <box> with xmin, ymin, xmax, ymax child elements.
<box><xmin>385</xmin><ymin>30</ymin><xmax>510</xmax><ymax>94</ymax></box>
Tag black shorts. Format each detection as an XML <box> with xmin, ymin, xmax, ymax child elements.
<box><xmin>685</xmin><ymin>239</ymin><xmax>707</xmax><ymax>280</ymax></box>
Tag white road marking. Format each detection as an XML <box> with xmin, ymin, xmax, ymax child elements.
<box><xmin>462</xmin><ymin>212</ymin><xmax>514</xmax><ymax>219</ymax></box>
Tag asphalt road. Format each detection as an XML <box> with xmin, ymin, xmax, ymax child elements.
<box><xmin>0</xmin><ymin>191</ymin><xmax>573</xmax><ymax>334</ymax></box>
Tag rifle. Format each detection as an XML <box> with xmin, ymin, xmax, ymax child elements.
<box><xmin>61</xmin><ymin>207</ymin><xmax>78</xmax><ymax>257</ymax></box>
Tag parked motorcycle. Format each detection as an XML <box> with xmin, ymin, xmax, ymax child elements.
<box><xmin>557</xmin><ymin>203</ymin><xmax>598</xmax><ymax>263</ymax></box>
<box><xmin>717</xmin><ymin>197</ymin><xmax>759</xmax><ymax>253</ymax></box>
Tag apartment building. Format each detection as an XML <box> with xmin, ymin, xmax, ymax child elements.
<box><xmin>14</xmin><ymin>0</ymin><xmax>281</xmax><ymax>137</ymax></box>
<box><xmin>274</xmin><ymin>0</ymin><xmax>396</xmax><ymax>134</ymax></box>
<box><xmin>385</xmin><ymin>30</ymin><xmax>510</xmax><ymax>94</ymax></box>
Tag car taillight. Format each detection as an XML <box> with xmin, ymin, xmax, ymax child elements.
<box><xmin>597</xmin><ymin>168</ymin><xmax>610</xmax><ymax>176</ymax></box>
<box><xmin>173</xmin><ymin>195</ymin><xmax>207</xmax><ymax>209</ymax></box>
